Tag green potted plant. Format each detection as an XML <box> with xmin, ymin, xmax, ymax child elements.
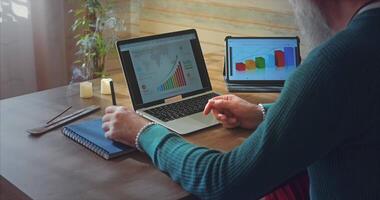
<box><xmin>70</xmin><ymin>0</ymin><xmax>124</xmax><ymax>80</ymax></box>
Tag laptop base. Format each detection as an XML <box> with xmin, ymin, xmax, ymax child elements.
<box><xmin>139</xmin><ymin>111</ymin><xmax>220</xmax><ymax>135</ymax></box>
<box><xmin>226</xmin><ymin>83</ymin><xmax>282</xmax><ymax>93</ymax></box>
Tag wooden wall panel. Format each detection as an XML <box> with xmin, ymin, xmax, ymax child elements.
<box><xmin>139</xmin><ymin>0</ymin><xmax>300</xmax><ymax>53</ymax></box>
<box><xmin>107</xmin><ymin>0</ymin><xmax>303</xmax><ymax>72</ymax></box>
<box><xmin>105</xmin><ymin>0</ymin><xmax>142</xmax><ymax>70</ymax></box>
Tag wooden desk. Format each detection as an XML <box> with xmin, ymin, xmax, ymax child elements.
<box><xmin>0</xmin><ymin>56</ymin><xmax>278</xmax><ymax>199</ymax></box>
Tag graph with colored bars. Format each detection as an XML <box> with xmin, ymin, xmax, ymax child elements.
<box><xmin>157</xmin><ymin>62</ymin><xmax>187</xmax><ymax>91</ymax></box>
<box><xmin>235</xmin><ymin>47</ymin><xmax>296</xmax><ymax>71</ymax></box>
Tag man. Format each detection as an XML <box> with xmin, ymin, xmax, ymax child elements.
<box><xmin>102</xmin><ymin>0</ymin><xmax>380</xmax><ymax>199</ymax></box>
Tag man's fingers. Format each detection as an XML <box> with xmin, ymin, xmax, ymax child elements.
<box><xmin>210</xmin><ymin>94</ymin><xmax>234</xmax><ymax>101</ymax></box>
<box><xmin>104</xmin><ymin>130</ymin><xmax>112</xmax><ymax>139</ymax></box>
<box><xmin>217</xmin><ymin>114</ymin><xmax>239</xmax><ymax>129</ymax></box>
<box><xmin>212</xmin><ymin>107</ymin><xmax>235</xmax><ymax>121</ymax></box>
<box><xmin>222</xmin><ymin>118</ymin><xmax>240</xmax><ymax>128</ymax></box>
<box><xmin>102</xmin><ymin>114</ymin><xmax>112</xmax><ymax>122</ymax></box>
<box><xmin>212</xmin><ymin>99</ymin><xmax>235</xmax><ymax>110</ymax></box>
<box><xmin>204</xmin><ymin>96</ymin><xmax>236</xmax><ymax>115</ymax></box>
<box><xmin>204</xmin><ymin>94</ymin><xmax>236</xmax><ymax>115</ymax></box>
<box><xmin>227</xmin><ymin>117</ymin><xmax>237</xmax><ymax>124</ymax></box>
<box><xmin>215</xmin><ymin>113</ymin><xmax>239</xmax><ymax>128</ymax></box>
<box><xmin>203</xmin><ymin>100</ymin><xmax>215</xmax><ymax>115</ymax></box>
<box><xmin>216</xmin><ymin>112</ymin><xmax>226</xmax><ymax>121</ymax></box>
<box><xmin>105</xmin><ymin>106</ymin><xmax>118</xmax><ymax>113</ymax></box>
<box><xmin>102</xmin><ymin>121</ymin><xmax>110</xmax><ymax>132</ymax></box>
<box><xmin>212</xmin><ymin>109</ymin><xmax>223</xmax><ymax>119</ymax></box>
<box><xmin>216</xmin><ymin>114</ymin><xmax>237</xmax><ymax>123</ymax></box>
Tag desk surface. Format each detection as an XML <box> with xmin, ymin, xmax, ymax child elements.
<box><xmin>0</xmin><ymin>56</ymin><xmax>278</xmax><ymax>199</ymax></box>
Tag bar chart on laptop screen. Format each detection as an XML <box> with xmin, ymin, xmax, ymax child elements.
<box><xmin>130</xmin><ymin>39</ymin><xmax>203</xmax><ymax>103</ymax></box>
<box><xmin>229</xmin><ymin>39</ymin><xmax>298</xmax><ymax>80</ymax></box>
<box><xmin>157</xmin><ymin>61</ymin><xmax>187</xmax><ymax>92</ymax></box>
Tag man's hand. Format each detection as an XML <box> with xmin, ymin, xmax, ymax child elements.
<box><xmin>203</xmin><ymin>94</ymin><xmax>264</xmax><ymax>129</ymax></box>
<box><xmin>102</xmin><ymin>106</ymin><xmax>149</xmax><ymax>147</ymax></box>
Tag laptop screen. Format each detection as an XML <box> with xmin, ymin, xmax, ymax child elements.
<box><xmin>226</xmin><ymin>38</ymin><xmax>300</xmax><ymax>81</ymax></box>
<box><xmin>117</xmin><ymin>30</ymin><xmax>212</xmax><ymax>109</ymax></box>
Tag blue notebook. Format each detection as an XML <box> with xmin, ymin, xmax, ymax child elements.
<box><xmin>62</xmin><ymin>118</ymin><xmax>134</xmax><ymax>159</ymax></box>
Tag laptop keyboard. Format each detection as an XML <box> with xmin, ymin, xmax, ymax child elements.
<box><xmin>144</xmin><ymin>92</ymin><xmax>219</xmax><ymax>122</ymax></box>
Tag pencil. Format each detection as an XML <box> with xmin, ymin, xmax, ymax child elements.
<box><xmin>110</xmin><ymin>80</ymin><xmax>117</xmax><ymax>105</ymax></box>
<box><xmin>46</xmin><ymin>106</ymin><xmax>72</xmax><ymax>124</ymax></box>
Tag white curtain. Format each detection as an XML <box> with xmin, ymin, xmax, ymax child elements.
<box><xmin>0</xmin><ymin>0</ymin><xmax>70</xmax><ymax>99</ymax></box>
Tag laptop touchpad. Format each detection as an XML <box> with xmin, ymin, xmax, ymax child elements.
<box><xmin>189</xmin><ymin>112</ymin><xmax>217</xmax><ymax>124</ymax></box>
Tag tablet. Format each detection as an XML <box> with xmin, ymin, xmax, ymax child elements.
<box><xmin>225</xmin><ymin>36</ymin><xmax>301</xmax><ymax>86</ymax></box>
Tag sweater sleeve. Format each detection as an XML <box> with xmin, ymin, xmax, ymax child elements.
<box><xmin>262</xmin><ymin>103</ymin><xmax>273</xmax><ymax>113</ymax></box>
<box><xmin>138</xmin><ymin>55</ymin><xmax>355</xmax><ymax>199</ymax></box>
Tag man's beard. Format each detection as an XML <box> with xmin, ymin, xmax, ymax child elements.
<box><xmin>289</xmin><ymin>0</ymin><xmax>334</xmax><ymax>53</ymax></box>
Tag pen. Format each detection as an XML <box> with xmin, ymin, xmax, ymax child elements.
<box><xmin>110</xmin><ymin>80</ymin><xmax>117</xmax><ymax>106</ymax></box>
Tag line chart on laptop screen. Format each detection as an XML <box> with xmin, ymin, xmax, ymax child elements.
<box><xmin>130</xmin><ymin>38</ymin><xmax>203</xmax><ymax>103</ymax></box>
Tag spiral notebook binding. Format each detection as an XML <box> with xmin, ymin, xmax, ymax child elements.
<box><xmin>62</xmin><ymin>128</ymin><xmax>110</xmax><ymax>159</ymax></box>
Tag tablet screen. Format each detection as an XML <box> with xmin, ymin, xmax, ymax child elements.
<box><xmin>226</xmin><ymin>37</ymin><xmax>300</xmax><ymax>81</ymax></box>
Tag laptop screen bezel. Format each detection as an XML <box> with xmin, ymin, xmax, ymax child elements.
<box><xmin>225</xmin><ymin>36</ymin><xmax>301</xmax><ymax>85</ymax></box>
<box><xmin>116</xmin><ymin>29</ymin><xmax>212</xmax><ymax>110</ymax></box>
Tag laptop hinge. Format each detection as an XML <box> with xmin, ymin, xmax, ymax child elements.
<box><xmin>164</xmin><ymin>95</ymin><xmax>182</xmax><ymax>104</ymax></box>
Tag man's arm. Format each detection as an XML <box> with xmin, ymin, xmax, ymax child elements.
<box><xmin>139</xmin><ymin>58</ymin><xmax>356</xmax><ymax>199</ymax></box>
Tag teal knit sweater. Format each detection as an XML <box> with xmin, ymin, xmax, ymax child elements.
<box><xmin>139</xmin><ymin>9</ymin><xmax>380</xmax><ymax>200</ymax></box>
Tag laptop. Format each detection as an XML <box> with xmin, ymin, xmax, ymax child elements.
<box><xmin>116</xmin><ymin>29</ymin><xmax>219</xmax><ymax>135</ymax></box>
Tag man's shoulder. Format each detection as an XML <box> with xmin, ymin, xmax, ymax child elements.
<box><xmin>318</xmin><ymin>19</ymin><xmax>379</xmax><ymax>62</ymax></box>
<box><xmin>305</xmin><ymin>25</ymin><xmax>379</xmax><ymax>74</ymax></box>
<box><xmin>292</xmin><ymin>24</ymin><xmax>380</xmax><ymax>97</ymax></box>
